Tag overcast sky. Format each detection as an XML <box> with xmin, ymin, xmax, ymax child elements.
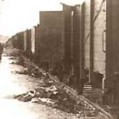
<box><xmin>0</xmin><ymin>0</ymin><xmax>84</xmax><ymax>36</ymax></box>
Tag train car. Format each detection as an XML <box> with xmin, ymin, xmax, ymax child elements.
<box><xmin>34</xmin><ymin>24</ymin><xmax>40</xmax><ymax>63</ymax></box>
<box><xmin>15</xmin><ymin>32</ymin><xmax>24</xmax><ymax>50</ymax></box>
<box><xmin>23</xmin><ymin>29</ymin><xmax>32</xmax><ymax>58</ymax></box>
<box><xmin>5</xmin><ymin>36</ymin><xmax>15</xmax><ymax>48</ymax></box>
<box><xmin>62</xmin><ymin>4</ymin><xmax>82</xmax><ymax>90</ymax></box>
<box><xmin>7</xmin><ymin>0</ymin><xmax>119</xmax><ymax>97</ymax></box>
<box><xmin>31</xmin><ymin>27</ymin><xmax>35</xmax><ymax>55</ymax></box>
<box><xmin>84</xmin><ymin>0</ymin><xmax>106</xmax><ymax>88</ymax></box>
<box><xmin>62</xmin><ymin>0</ymin><xmax>106</xmax><ymax>91</ymax></box>
<box><xmin>106</xmin><ymin>0</ymin><xmax>119</xmax><ymax>87</ymax></box>
<box><xmin>7</xmin><ymin>31</ymin><xmax>24</xmax><ymax>50</ymax></box>
<box><xmin>30</xmin><ymin>24</ymin><xmax>40</xmax><ymax>62</ymax></box>
<box><xmin>39</xmin><ymin>11</ymin><xmax>64</xmax><ymax>71</ymax></box>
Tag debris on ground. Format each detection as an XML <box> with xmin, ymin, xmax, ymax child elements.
<box><xmin>14</xmin><ymin>86</ymin><xmax>99</xmax><ymax>116</ymax></box>
<box><xmin>9</xmin><ymin>49</ymin><xmax>112</xmax><ymax>119</ymax></box>
<box><xmin>13</xmin><ymin>58</ymin><xmax>44</xmax><ymax>78</ymax></box>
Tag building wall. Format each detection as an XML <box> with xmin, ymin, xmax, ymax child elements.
<box><xmin>39</xmin><ymin>11</ymin><xmax>64</xmax><ymax>62</ymax></box>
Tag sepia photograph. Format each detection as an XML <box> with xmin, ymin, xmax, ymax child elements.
<box><xmin>0</xmin><ymin>0</ymin><xmax>118</xmax><ymax>119</ymax></box>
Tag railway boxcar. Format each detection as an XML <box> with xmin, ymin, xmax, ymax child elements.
<box><xmin>7</xmin><ymin>32</ymin><xmax>24</xmax><ymax>50</ymax></box>
<box><xmin>84</xmin><ymin>0</ymin><xmax>106</xmax><ymax>88</ymax></box>
<box><xmin>62</xmin><ymin>4</ymin><xmax>82</xmax><ymax>91</ymax></box>
<box><xmin>7</xmin><ymin>0</ymin><xmax>119</xmax><ymax>97</ymax></box>
<box><xmin>30</xmin><ymin>24</ymin><xmax>40</xmax><ymax>62</ymax></box>
<box><xmin>106</xmin><ymin>0</ymin><xmax>119</xmax><ymax>87</ymax></box>
<box><xmin>31</xmin><ymin>27</ymin><xmax>35</xmax><ymax>55</ymax></box>
<box><xmin>34</xmin><ymin>24</ymin><xmax>40</xmax><ymax>63</ymax></box>
<box><xmin>62</xmin><ymin>0</ymin><xmax>106</xmax><ymax>91</ymax></box>
<box><xmin>23</xmin><ymin>29</ymin><xmax>32</xmax><ymax>58</ymax></box>
<box><xmin>15</xmin><ymin>32</ymin><xmax>24</xmax><ymax>50</ymax></box>
<box><xmin>39</xmin><ymin>11</ymin><xmax>64</xmax><ymax>71</ymax></box>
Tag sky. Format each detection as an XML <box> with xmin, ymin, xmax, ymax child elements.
<box><xmin>0</xmin><ymin>0</ymin><xmax>84</xmax><ymax>36</ymax></box>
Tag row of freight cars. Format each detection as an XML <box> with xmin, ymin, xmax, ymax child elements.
<box><xmin>6</xmin><ymin>0</ymin><xmax>119</xmax><ymax>97</ymax></box>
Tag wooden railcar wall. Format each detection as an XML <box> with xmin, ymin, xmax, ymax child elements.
<box><xmin>25</xmin><ymin>29</ymin><xmax>32</xmax><ymax>58</ymax></box>
<box><xmin>31</xmin><ymin>27</ymin><xmax>35</xmax><ymax>54</ymax></box>
<box><xmin>34</xmin><ymin>24</ymin><xmax>40</xmax><ymax>63</ymax></box>
<box><xmin>63</xmin><ymin>5</ymin><xmax>72</xmax><ymax>74</ymax></box>
<box><xmin>39</xmin><ymin>11</ymin><xmax>64</xmax><ymax>62</ymax></box>
<box><xmin>106</xmin><ymin>0</ymin><xmax>119</xmax><ymax>87</ymax></box>
<box><xmin>84</xmin><ymin>0</ymin><xmax>106</xmax><ymax>81</ymax></box>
